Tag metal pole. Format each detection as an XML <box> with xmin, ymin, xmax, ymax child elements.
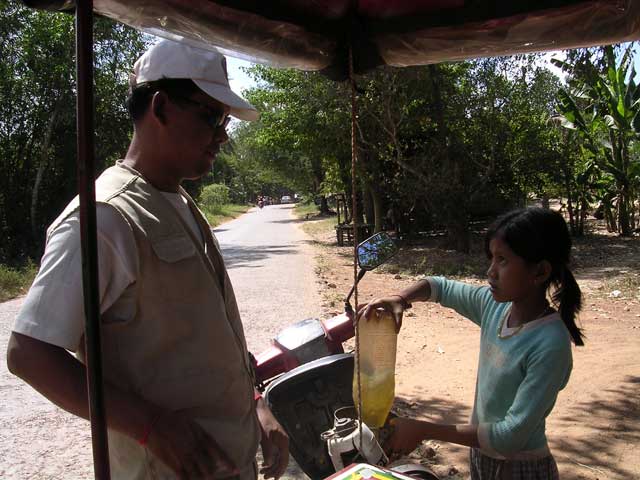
<box><xmin>348</xmin><ymin>39</ymin><xmax>364</xmax><ymax>453</ymax></box>
<box><xmin>76</xmin><ymin>0</ymin><xmax>111</xmax><ymax>478</ymax></box>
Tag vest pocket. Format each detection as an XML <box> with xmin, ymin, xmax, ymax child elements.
<box><xmin>151</xmin><ymin>235</ymin><xmax>196</xmax><ymax>263</ymax></box>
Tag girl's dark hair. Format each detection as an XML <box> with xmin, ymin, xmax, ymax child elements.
<box><xmin>485</xmin><ymin>207</ymin><xmax>585</xmax><ymax>346</ymax></box>
<box><xmin>126</xmin><ymin>78</ymin><xmax>201</xmax><ymax>122</ymax></box>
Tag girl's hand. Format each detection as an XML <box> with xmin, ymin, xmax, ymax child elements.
<box><xmin>356</xmin><ymin>295</ymin><xmax>408</xmax><ymax>332</ymax></box>
<box><xmin>385</xmin><ymin>417</ymin><xmax>429</xmax><ymax>459</ymax></box>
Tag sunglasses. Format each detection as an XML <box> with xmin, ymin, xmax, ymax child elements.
<box><xmin>171</xmin><ymin>94</ymin><xmax>230</xmax><ymax>129</ymax></box>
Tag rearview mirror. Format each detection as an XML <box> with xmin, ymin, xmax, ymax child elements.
<box><xmin>357</xmin><ymin>232</ymin><xmax>398</xmax><ymax>271</ymax></box>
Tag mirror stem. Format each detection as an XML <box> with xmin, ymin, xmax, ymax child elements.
<box><xmin>344</xmin><ymin>269</ymin><xmax>367</xmax><ymax>312</ymax></box>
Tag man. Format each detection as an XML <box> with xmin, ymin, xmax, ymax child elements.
<box><xmin>7</xmin><ymin>40</ymin><xmax>289</xmax><ymax>479</ymax></box>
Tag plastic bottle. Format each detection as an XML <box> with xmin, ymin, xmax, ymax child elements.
<box><xmin>353</xmin><ymin>309</ymin><xmax>397</xmax><ymax>428</ymax></box>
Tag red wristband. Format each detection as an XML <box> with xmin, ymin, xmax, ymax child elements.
<box><xmin>254</xmin><ymin>391</ymin><xmax>263</xmax><ymax>401</ymax></box>
<box><xmin>138</xmin><ymin>412</ymin><xmax>163</xmax><ymax>446</ymax></box>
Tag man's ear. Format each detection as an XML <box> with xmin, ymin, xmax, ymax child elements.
<box><xmin>150</xmin><ymin>91</ymin><xmax>168</xmax><ymax>124</ymax></box>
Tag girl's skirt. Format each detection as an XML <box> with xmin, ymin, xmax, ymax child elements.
<box><xmin>470</xmin><ymin>448</ymin><xmax>560</xmax><ymax>480</ymax></box>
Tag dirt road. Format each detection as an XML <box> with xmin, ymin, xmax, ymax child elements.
<box><xmin>0</xmin><ymin>204</ymin><xmax>318</xmax><ymax>479</ymax></box>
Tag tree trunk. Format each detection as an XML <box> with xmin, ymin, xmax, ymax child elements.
<box><xmin>562</xmin><ymin>175</ymin><xmax>576</xmax><ymax>235</ymax></box>
<box><xmin>31</xmin><ymin>100</ymin><xmax>62</xmax><ymax>237</ymax></box>
<box><xmin>618</xmin><ymin>181</ymin><xmax>632</xmax><ymax>236</ymax></box>
<box><xmin>429</xmin><ymin>64</ymin><xmax>470</xmax><ymax>253</ymax></box>
<box><xmin>341</xmin><ymin>192</ymin><xmax>352</xmax><ymax>224</ymax></box>
<box><xmin>371</xmin><ymin>187</ymin><xmax>383</xmax><ymax>233</ymax></box>
<box><xmin>605</xmin><ymin>203</ymin><xmax>617</xmax><ymax>233</ymax></box>
<box><xmin>362</xmin><ymin>185</ymin><xmax>374</xmax><ymax>226</ymax></box>
<box><xmin>578</xmin><ymin>198</ymin><xmax>587</xmax><ymax>236</ymax></box>
<box><xmin>541</xmin><ymin>194</ymin><xmax>550</xmax><ymax>209</ymax></box>
<box><xmin>318</xmin><ymin>195</ymin><xmax>331</xmax><ymax>215</ymax></box>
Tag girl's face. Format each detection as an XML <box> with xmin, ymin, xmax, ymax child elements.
<box><xmin>486</xmin><ymin>236</ymin><xmax>541</xmax><ymax>303</ymax></box>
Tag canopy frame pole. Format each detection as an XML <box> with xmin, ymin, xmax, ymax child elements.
<box><xmin>348</xmin><ymin>38</ymin><xmax>364</xmax><ymax>452</ymax></box>
<box><xmin>76</xmin><ymin>1</ymin><xmax>111</xmax><ymax>478</ymax></box>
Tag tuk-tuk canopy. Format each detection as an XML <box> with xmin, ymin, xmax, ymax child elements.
<box><xmin>24</xmin><ymin>0</ymin><xmax>640</xmax><ymax>80</ymax></box>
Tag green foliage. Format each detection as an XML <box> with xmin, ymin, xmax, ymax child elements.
<box><xmin>222</xmin><ymin>56</ymin><xmax>568</xmax><ymax>251</ymax></box>
<box><xmin>0</xmin><ymin>261</ymin><xmax>37</xmax><ymax>302</ymax></box>
<box><xmin>300</xmin><ymin>216</ymin><xmax>338</xmax><ymax>238</ymax></box>
<box><xmin>0</xmin><ymin>2</ymin><xmax>148</xmax><ymax>264</ymax></box>
<box><xmin>552</xmin><ymin>44</ymin><xmax>640</xmax><ymax>236</ymax></box>
<box><xmin>201</xmin><ymin>203</ymin><xmax>250</xmax><ymax>227</ymax></box>
<box><xmin>199</xmin><ymin>183</ymin><xmax>231</xmax><ymax>215</ymax></box>
<box><xmin>241</xmin><ymin>66</ymin><xmax>351</xmax><ymax>212</ymax></box>
<box><xmin>293</xmin><ymin>199</ymin><xmax>321</xmax><ymax>218</ymax></box>
<box><xmin>4</xmin><ymin>1</ymin><xmax>636</xmax><ymax>268</ymax></box>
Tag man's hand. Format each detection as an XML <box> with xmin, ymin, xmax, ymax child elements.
<box><xmin>7</xmin><ymin>333</ymin><xmax>238</xmax><ymax>479</ymax></box>
<box><xmin>256</xmin><ymin>398</ymin><xmax>289</xmax><ymax>479</ymax></box>
<box><xmin>146</xmin><ymin>410</ymin><xmax>238</xmax><ymax>479</ymax></box>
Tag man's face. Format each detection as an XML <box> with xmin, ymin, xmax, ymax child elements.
<box><xmin>164</xmin><ymin>91</ymin><xmax>231</xmax><ymax>180</ymax></box>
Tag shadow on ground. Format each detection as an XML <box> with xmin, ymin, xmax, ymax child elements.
<box><xmin>553</xmin><ymin>375</ymin><xmax>640</xmax><ymax>479</ymax></box>
<box><xmin>393</xmin><ymin>394</ymin><xmax>469</xmax><ymax>425</ymax></box>
<box><xmin>573</xmin><ymin>234</ymin><xmax>639</xmax><ymax>268</ymax></box>
<box><xmin>220</xmin><ymin>245</ymin><xmax>298</xmax><ymax>269</ymax></box>
<box><xmin>269</xmin><ymin>218</ymin><xmax>305</xmax><ymax>225</ymax></box>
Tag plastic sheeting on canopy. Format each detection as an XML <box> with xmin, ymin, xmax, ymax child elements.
<box><xmin>24</xmin><ymin>0</ymin><xmax>640</xmax><ymax>79</ymax></box>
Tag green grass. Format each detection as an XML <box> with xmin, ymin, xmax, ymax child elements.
<box><xmin>301</xmin><ymin>216</ymin><xmax>338</xmax><ymax>238</ymax></box>
<box><xmin>202</xmin><ymin>203</ymin><xmax>252</xmax><ymax>227</ymax></box>
<box><xmin>290</xmin><ymin>199</ymin><xmax>338</xmax><ymax>239</ymax></box>
<box><xmin>293</xmin><ymin>200</ymin><xmax>321</xmax><ymax>219</ymax></box>
<box><xmin>0</xmin><ymin>262</ymin><xmax>37</xmax><ymax>303</ymax></box>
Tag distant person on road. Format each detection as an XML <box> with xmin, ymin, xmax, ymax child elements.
<box><xmin>7</xmin><ymin>40</ymin><xmax>288</xmax><ymax>480</ymax></box>
<box><xmin>358</xmin><ymin>207</ymin><xmax>584</xmax><ymax>480</ymax></box>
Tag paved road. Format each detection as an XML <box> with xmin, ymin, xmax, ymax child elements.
<box><xmin>0</xmin><ymin>203</ymin><xmax>318</xmax><ymax>479</ymax></box>
<box><xmin>215</xmin><ymin>204</ymin><xmax>321</xmax><ymax>353</ymax></box>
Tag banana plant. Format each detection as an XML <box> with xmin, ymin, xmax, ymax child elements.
<box><xmin>552</xmin><ymin>45</ymin><xmax>640</xmax><ymax>236</ymax></box>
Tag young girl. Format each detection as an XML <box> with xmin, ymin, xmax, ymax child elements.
<box><xmin>357</xmin><ymin>207</ymin><xmax>584</xmax><ymax>480</ymax></box>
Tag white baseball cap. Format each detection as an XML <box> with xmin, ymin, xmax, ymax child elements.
<box><xmin>131</xmin><ymin>40</ymin><xmax>258</xmax><ymax>121</ymax></box>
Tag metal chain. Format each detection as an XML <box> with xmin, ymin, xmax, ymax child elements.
<box><xmin>348</xmin><ymin>41</ymin><xmax>364</xmax><ymax>454</ymax></box>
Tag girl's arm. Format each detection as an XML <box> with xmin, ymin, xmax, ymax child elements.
<box><xmin>387</xmin><ymin>417</ymin><xmax>480</xmax><ymax>456</ymax></box>
<box><xmin>398</xmin><ymin>278</ymin><xmax>433</xmax><ymax>303</ymax></box>
<box><xmin>358</xmin><ymin>277</ymin><xmax>491</xmax><ymax>331</ymax></box>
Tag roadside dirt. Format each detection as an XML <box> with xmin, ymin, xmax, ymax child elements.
<box><xmin>306</xmin><ymin>217</ymin><xmax>640</xmax><ymax>480</ymax></box>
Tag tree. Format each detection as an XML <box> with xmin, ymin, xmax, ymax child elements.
<box><xmin>243</xmin><ymin>66</ymin><xmax>352</xmax><ymax>214</ymax></box>
<box><xmin>0</xmin><ymin>2</ymin><xmax>148</xmax><ymax>264</ymax></box>
<box><xmin>553</xmin><ymin>45</ymin><xmax>640</xmax><ymax>236</ymax></box>
<box><xmin>227</xmin><ymin>56</ymin><xmax>566</xmax><ymax>251</ymax></box>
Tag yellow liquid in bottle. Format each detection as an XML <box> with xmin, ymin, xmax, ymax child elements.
<box><xmin>353</xmin><ymin>310</ymin><xmax>397</xmax><ymax>428</ymax></box>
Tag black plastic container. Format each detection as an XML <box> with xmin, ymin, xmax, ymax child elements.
<box><xmin>264</xmin><ymin>353</ymin><xmax>355</xmax><ymax>479</ymax></box>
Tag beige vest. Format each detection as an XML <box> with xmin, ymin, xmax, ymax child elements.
<box><xmin>48</xmin><ymin>163</ymin><xmax>260</xmax><ymax>480</ymax></box>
